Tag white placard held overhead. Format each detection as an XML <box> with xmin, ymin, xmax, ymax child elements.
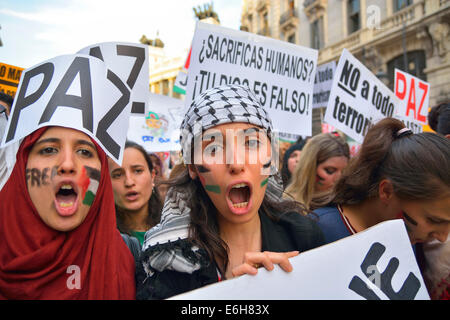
<box><xmin>313</xmin><ymin>61</ymin><xmax>336</xmax><ymax>109</ymax></box>
<box><xmin>170</xmin><ymin>220</ymin><xmax>429</xmax><ymax>300</ymax></box>
<box><xmin>1</xmin><ymin>54</ymin><xmax>132</xmax><ymax>164</ymax></box>
<box><xmin>185</xmin><ymin>22</ymin><xmax>318</xmax><ymax>136</ymax></box>
<box><xmin>393</xmin><ymin>69</ymin><xmax>430</xmax><ymax>133</ymax></box>
<box><xmin>78</xmin><ymin>42</ymin><xmax>149</xmax><ymax>116</ymax></box>
<box><xmin>127</xmin><ymin>93</ymin><xmax>183</xmax><ymax>152</ymax></box>
<box><xmin>324</xmin><ymin>49</ymin><xmax>400</xmax><ymax>143</ymax></box>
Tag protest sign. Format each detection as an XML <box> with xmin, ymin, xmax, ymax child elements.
<box><xmin>0</xmin><ymin>54</ymin><xmax>132</xmax><ymax>164</ymax></box>
<box><xmin>78</xmin><ymin>42</ymin><xmax>149</xmax><ymax>116</ymax></box>
<box><xmin>185</xmin><ymin>22</ymin><xmax>318</xmax><ymax>136</ymax></box>
<box><xmin>324</xmin><ymin>49</ymin><xmax>400</xmax><ymax>143</ymax></box>
<box><xmin>173</xmin><ymin>47</ymin><xmax>192</xmax><ymax>95</ymax></box>
<box><xmin>170</xmin><ymin>220</ymin><xmax>429</xmax><ymax>300</ymax></box>
<box><xmin>313</xmin><ymin>61</ymin><xmax>336</xmax><ymax>109</ymax></box>
<box><xmin>127</xmin><ymin>92</ymin><xmax>183</xmax><ymax>152</ymax></box>
<box><xmin>394</xmin><ymin>69</ymin><xmax>430</xmax><ymax>133</ymax></box>
<box><xmin>0</xmin><ymin>62</ymin><xmax>24</xmax><ymax>97</ymax></box>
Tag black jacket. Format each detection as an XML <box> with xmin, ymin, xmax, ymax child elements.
<box><xmin>136</xmin><ymin>211</ymin><xmax>325</xmax><ymax>300</ymax></box>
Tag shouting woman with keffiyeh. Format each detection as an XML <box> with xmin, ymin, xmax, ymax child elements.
<box><xmin>136</xmin><ymin>84</ymin><xmax>325</xmax><ymax>300</ymax></box>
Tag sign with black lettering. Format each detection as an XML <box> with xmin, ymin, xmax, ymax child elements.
<box><xmin>185</xmin><ymin>22</ymin><xmax>318</xmax><ymax>136</ymax></box>
<box><xmin>78</xmin><ymin>42</ymin><xmax>149</xmax><ymax>116</ymax></box>
<box><xmin>324</xmin><ymin>49</ymin><xmax>400</xmax><ymax>143</ymax></box>
<box><xmin>393</xmin><ymin>69</ymin><xmax>430</xmax><ymax>133</ymax></box>
<box><xmin>170</xmin><ymin>220</ymin><xmax>429</xmax><ymax>300</ymax></box>
<box><xmin>127</xmin><ymin>92</ymin><xmax>183</xmax><ymax>152</ymax></box>
<box><xmin>313</xmin><ymin>61</ymin><xmax>336</xmax><ymax>109</ymax></box>
<box><xmin>0</xmin><ymin>62</ymin><xmax>25</xmax><ymax>97</ymax></box>
<box><xmin>0</xmin><ymin>54</ymin><xmax>132</xmax><ymax>164</ymax></box>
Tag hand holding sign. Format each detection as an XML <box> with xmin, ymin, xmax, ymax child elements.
<box><xmin>1</xmin><ymin>54</ymin><xmax>132</xmax><ymax>164</ymax></box>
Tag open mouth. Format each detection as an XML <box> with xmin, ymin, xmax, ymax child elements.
<box><xmin>125</xmin><ymin>191</ymin><xmax>139</xmax><ymax>201</ymax></box>
<box><xmin>227</xmin><ymin>182</ymin><xmax>252</xmax><ymax>213</ymax></box>
<box><xmin>54</xmin><ymin>182</ymin><xmax>79</xmax><ymax>216</ymax></box>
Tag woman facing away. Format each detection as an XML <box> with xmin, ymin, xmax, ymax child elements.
<box><xmin>312</xmin><ymin>117</ymin><xmax>450</xmax><ymax>247</ymax></box>
<box><xmin>136</xmin><ymin>84</ymin><xmax>325</xmax><ymax>299</ymax></box>
<box><xmin>109</xmin><ymin>141</ymin><xmax>163</xmax><ymax>246</ymax></box>
<box><xmin>0</xmin><ymin>126</ymin><xmax>136</xmax><ymax>299</ymax></box>
<box><xmin>284</xmin><ymin>133</ymin><xmax>350</xmax><ymax>211</ymax></box>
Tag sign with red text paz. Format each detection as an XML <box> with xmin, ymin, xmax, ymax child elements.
<box><xmin>324</xmin><ymin>49</ymin><xmax>400</xmax><ymax>144</ymax></box>
<box><xmin>0</xmin><ymin>62</ymin><xmax>25</xmax><ymax>98</ymax></box>
<box><xmin>394</xmin><ymin>69</ymin><xmax>430</xmax><ymax>133</ymax></box>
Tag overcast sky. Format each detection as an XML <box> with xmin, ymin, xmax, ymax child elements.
<box><xmin>0</xmin><ymin>0</ymin><xmax>242</xmax><ymax>68</ymax></box>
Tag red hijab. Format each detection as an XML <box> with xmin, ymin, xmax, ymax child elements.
<box><xmin>0</xmin><ymin>127</ymin><xmax>136</xmax><ymax>299</ymax></box>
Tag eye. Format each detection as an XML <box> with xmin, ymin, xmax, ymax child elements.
<box><xmin>134</xmin><ymin>168</ymin><xmax>144</xmax><ymax>174</ymax></box>
<box><xmin>325</xmin><ymin>168</ymin><xmax>336</xmax><ymax>175</ymax></box>
<box><xmin>39</xmin><ymin>146</ymin><xmax>58</xmax><ymax>155</ymax></box>
<box><xmin>427</xmin><ymin>217</ymin><xmax>444</xmax><ymax>225</ymax></box>
<box><xmin>204</xmin><ymin>143</ymin><xmax>223</xmax><ymax>155</ymax></box>
<box><xmin>111</xmin><ymin>171</ymin><xmax>122</xmax><ymax>179</ymax></box>
<box><xmin>77</xmin><ymin>148</ymin><xmax>94</xmax><ymax>158</ymax></box>
<box><xmin>246</xmin><ymin>139</ymin><xmax>260</xmax><ymax>148</ymax></box>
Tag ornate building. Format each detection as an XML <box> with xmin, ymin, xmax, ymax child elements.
<box><xmin>241</xmin><ymin>0</ymin><xmax>450</xmax><ymax>135</ymax></box>
<box><xmin>144</xmin><ymin>3</ymin><xmax>221</xmax><ymax>100</ymax></box>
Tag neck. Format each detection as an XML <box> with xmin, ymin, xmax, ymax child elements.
<box><xmin>121</xmin><ymin>204</ymin><xmax>150</xmax><ymax>232</ymax></box>
<box><xmin>218</xmin><ymin>214</ymin><xmax>262</xmax><ymax>250</ymax></box>
<box><xmin>341</xmin><ymin>199</ymin><xmax>386</xmax><ymax>232</ymax></box>
<box><xmin>218</xmin><ymin>213</ymin><xmax>262</xmax><ymax>279</ymax></box>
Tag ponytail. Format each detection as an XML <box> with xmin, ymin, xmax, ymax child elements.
<box><xmin>331</xmin><ymin>118</ymin><xmax>450</xmax><ymax>206</ymax></box>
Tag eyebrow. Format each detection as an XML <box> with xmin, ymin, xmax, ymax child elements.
<box><xmin>34</xmin><ymin>137</ymin><xmax>96</xmax><ymax>150</ymax></box>
<box><xmin>242</xmin><ymin>127</ymin><xmax>260</xmax><ymax>135</ymax></box>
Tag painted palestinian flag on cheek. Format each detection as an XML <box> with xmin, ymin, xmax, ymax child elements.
<box><xmin>79</xmin><ymin>166</ymin><xmax>101</xmax><ymax>206</ymax></box>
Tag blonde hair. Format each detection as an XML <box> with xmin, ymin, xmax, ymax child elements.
<box><xmin>284</xmin><ymin>133</ymin><xmax>349</xmax><ymax>211</ymax></box>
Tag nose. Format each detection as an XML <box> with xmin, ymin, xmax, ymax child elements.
<box><xmin>124</xmin><ymin>171</ymin><xmax>135</xmax><ymax>187</ymax></box>
<box><xmin>226</xmin><ymin>141</ymin><xmax>245</xmax><ymax>175</ymax></box>
<box><xmin>58</xmin><ymin>148</ymin><xmax>76</xmax><ymax>175</ymax></box>
<box><xmin>431</xmin><ymin>229</ymin><xmax>449</xmax><ymax>243</ymax></box>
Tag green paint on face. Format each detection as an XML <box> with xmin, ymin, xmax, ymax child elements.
<box><xmin>261</xmin><ymin>177</ymin><xmax>269</xmax><ymax>187</ymax></box>
<box><xmin>205</xmin><ymin>184</ymin><xmax>221</xmax><ymax>194</ymax></box>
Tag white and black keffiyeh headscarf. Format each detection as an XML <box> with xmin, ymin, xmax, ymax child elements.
<box><xmin>141</xmin><ymin>84</ymin><xmax>283</xmax><ymax>278</ymax></box>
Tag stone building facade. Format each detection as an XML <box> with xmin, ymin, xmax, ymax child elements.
<box><xmin>241</xmin><ymin>0</ymin><xmax>450</xmax><ymax>135</ymax></box>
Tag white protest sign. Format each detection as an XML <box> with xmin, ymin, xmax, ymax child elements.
<box><xmin>170</xmin><ymin>220</ymin><xmax>429</xmax><ymax>300</ymax></box>
<box><xmin>1</xmin><ymin>54</ymin><xmax>132</xmax><ymax>164</ymax></box>
<box><xmin>313</xmin><ymin>61</ymin><xmax>336</xmax><ymax>109</ymax></box>
<box><xmin>186</xmin><ymin>22</ymin><xmax>318</xmax><ymax>136</ymax></box>
<box><xmin>324</xmin><ymin>49</ymin><xmax>399</xmax><ymax>143</ymax></box>
<box><xmin>127</xmin><ymin>93</ymin><xmax>183</xmax><ymax>152</ymax></box>
<box><xmin>394</xmin><ymin>68</ymin><xmax>430</xmax><ymax>133</ymax></box>
<box><xmin>78</xmin><ymin>42</ymin><xmax>149</xmax><ymax>116</ymax></box>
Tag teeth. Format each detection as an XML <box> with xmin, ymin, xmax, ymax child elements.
<box><xmin>232</xmin><ymin>202</ymin><xmax>248</xmax><ymax>208</ymax></box>
<box><xmin>232</xmin><ymin>183</ymin><xmax>248</xmax><ymax>189</ymax></box>
<box><xmin>61</xmin><ymin>184</ymin><xmax>73</xmax><ymax>190</ymax></box>
<box><xmin>60</xmin><ymin>202</ymin><xmax>74</xmax><ymax>208</ymax></box>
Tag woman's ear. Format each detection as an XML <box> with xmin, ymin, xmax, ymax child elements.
<box><xmin>187</xmin><ymin>164</ymin><xmax>198</xmax><ymax>180</ymax></box>
<box><xmin>378</xmin><ymin>179</ymin><xmax>395</xmax><ymax>205</ymax></box>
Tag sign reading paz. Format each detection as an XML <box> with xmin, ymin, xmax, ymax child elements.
<box><xmin>394</xmin><ymin>68</ymin><xmax>430</xmax><ymax>133</ymax></box>
<box><xmin>324</xmin><ymin>49</ymin><xmax>400</xmax><ymax>143</ymax></box>
<box><xmin>170</xmin><ymin>220</ymin><xmax>429</xmax><ymax>300</ymax></box>
<box><xmin>78</xmin><ymin>42</ymin><xmax>149</xmax><ymax>116</ymax></box>
<box><xmin>1</xmin><ymin>54</ymin><xmax>132</xmax><ymax>164</ymax></box>
<box><xmin>185</xmin><ymin>22</ymin><xmax>318</xmax><ymax>136</ymax></box>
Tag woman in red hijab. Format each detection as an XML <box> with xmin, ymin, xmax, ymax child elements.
<box><xmin>0</xmin><ymin>126</ymin><xmax>136</xmax><ymax>299</ymax></box>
